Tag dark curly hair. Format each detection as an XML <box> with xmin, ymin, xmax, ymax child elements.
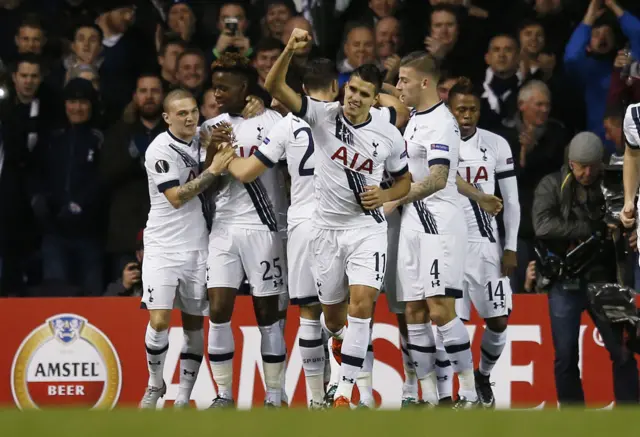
<box><xmin>211</xmin><ymin>52</ymin><xmax>258</xmax><ymax>84</ymax></box>
<box><xmin>447</xmin><ymin>77</ymin><xmax>479</xmax><ymax>102</ymax></box>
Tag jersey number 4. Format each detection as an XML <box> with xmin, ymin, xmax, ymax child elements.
<box><xmin>294</xmin><ymin>127</ymin><xmax>314</xmax><ymax>176</ymax></box>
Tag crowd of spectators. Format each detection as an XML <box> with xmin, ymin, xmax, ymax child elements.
<box><xmin>0</xmin><ymin>0</ymin><xmax>639</xmax><ymax>297</ymax></box>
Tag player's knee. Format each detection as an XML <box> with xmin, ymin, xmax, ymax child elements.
<box><xmin>428</xmin><ymin>302</ymin><xmax>455</xmax><ymax>327</ymax></box>
<box><xmin>396</xmin><ymin>313</ymin><xmax>408</xmax><ymax>338</ymax></box>
<box><xmin>404</xmin><ymin>301</ymin><xmax>429</xmax><ymax>323</ymax></box>
<box><xmin>253</xmin><ymin>296</ymin><xmax>280</xmax><ymax>326</ymax></box>
<box><xmin>348</xmin><ymin>298</ymin><xmax>375</xmax><ymax>319</ymax></box>
<box><xmin>148</xmin><ymin>312</ymin><xmax>171</xmax><ymax>332</ymax></box>
<box><xmin>299</xmin><ymin>304</ymin><xmax>322</xmax><ymax>320</ymax></box>
<box><xmin>486</xmin><ymin>316</ymin><xmax>508</xmax><ymax>333</ymax></box>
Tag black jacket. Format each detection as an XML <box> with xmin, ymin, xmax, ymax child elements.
<box><xmin>532</xmin><ymin>165</ymin><xmax>616</xmax><ymax>283</ymax></box>
<box><xmin>100</xmin><ymin>118</ymin><xmax>163</xmax><ymax>254</ymax></box>
<box><xmin>30</xmin><ymin>124</ymin><xmax>104</xmax><ymax>237</ymax></box>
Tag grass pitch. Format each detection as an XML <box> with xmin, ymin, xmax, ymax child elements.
<box><xmin>1</xmin><ymin>408</ymin><xmax>638</xmax><ymax>437</ymax></box>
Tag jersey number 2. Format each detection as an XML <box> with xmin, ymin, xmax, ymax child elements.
<box><xmin>294</xmin><ymin>127</ymin><xmax>314</xmax><ymax>176</ymax></box>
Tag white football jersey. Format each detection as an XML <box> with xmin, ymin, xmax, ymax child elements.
<box><xmin>624</xmin><ymin>103</ymin><xmax>640</xmax><ymax>149</ymax></box>
<box><xmin>295</xmin><ymin>96</ymin><xmax>408</xmax><ymax>229</ymax></box>
<box><xmin>144</xmin><ymin>130</ymin><xmax>209</xmax><ymax>252</ymax></box>
<box><xmin>401</xmin><ymin>101</ymin><xmax>462</xmax><ymax>234</ymax></box>
<box><xmin>202</xmin><ymin>110</ymin><xmax>286</xmax><ymax>231</ymax></box>
<box><xmin>458</xmin><ymin>128</ymin><xmax>515</xmax><ymax>243</ymax></box>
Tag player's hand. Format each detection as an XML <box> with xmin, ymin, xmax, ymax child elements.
<box><xmin>621</xmin><ymin>200</ymin><xmax>636</xmax><ymax>228</ymax></box>
<box><xmin>501</xmin><ymin>249</ymin><xmax>517</xmax><ymax>277</ymax></box>
<box><xmin>478</xmin><ymin>194</ymin><xmax>503</xmax><ymax>216</ymax></box>
<box><xmin>122</xmin><ymin>262</ymin><xmax>141</xmax><ymax>290</ymax></box>
<box><xmin>626</xmin><ymin>229</ymin><xmax>638</xmax><ymax>251</ymax></box>
<box><xmin>360</xmin><ymin>185</ymin><xmax>387</xmax><ymax>210</ymax></box>
<box><xmin>209</xmin><ymin>142</ymin><xmax>236</xmax><ymax>175</ymax></box>
<box><xmin>203</xmin><ymin>122</ymin><xmax>234</xmax><ymax>149</ymax></box>
<box><xmin>383</xmin><ymin>200</ymin><xmax>398</xmax><ymax>217</ymax></box>
<box><xmin>287</xmin><ymin>28</ymin><xmax>312</xmax><ymax>53</ymax></box>
<box><xmin>242</xmin><ymin>95</ymin><xmax>265</xmax><ymax>119</ymax></box>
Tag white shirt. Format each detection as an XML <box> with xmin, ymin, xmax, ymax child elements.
<box><xmin>144</xmin><ymin>130</ymin><xmax>208</xmax><ymax>252</ymax></box>
<box><xmin>295</xmin><ymin>96</ymin><xmax>408</xmax><ymax>230</ymax></box>
<box><xmin>401</xmin><ymin>101</ymin><xmax>462</xmax><ymax>234</ymax></box>
<box><xmin>624</xmin><ymin>103</ymin><xmax>640</xmax><ymax>149</ymax></box>
<box><xmin>458</xmin><ymin>128</ymin><xmax>519</xmax><ymax>250</ymax></box>
<box><xmin>202</xmin><ymin>110</ymin><xmax>286</xmax><ymax>231</ymax></box>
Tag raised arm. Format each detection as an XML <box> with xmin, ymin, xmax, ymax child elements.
<box><xmin>377</xmin><ymin>93</ymin><xmax>410</xmax><ymax>129</ymax></box>
<box><xmin>264</xmin><ymin>28</ymin><xmax>311</xmax><ymax>115</ymax></box>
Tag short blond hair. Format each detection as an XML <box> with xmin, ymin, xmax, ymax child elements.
<box><xmin>163</xmin><ymin>88</ymin><xmax>195</xmax><ymax>112</ymax></box>
<box><xmin>400</xmin><ymin>51</ymin><xmax>440</xmax><ymax>80</ymax></box>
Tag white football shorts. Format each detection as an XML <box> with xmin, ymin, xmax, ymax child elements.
<box><xmin>311</xmin><ymin>225</ymin><xmax>387</xmax><ymax>305</ymax></box>
<box><xmin>287</xmin><ymin>219</ymin><xmax>320</xmax><ymax>306</ymax></box>
<box><xmin>384</xmin><ymin>209</ymin><xmax>405</xmax><ymax>314</ymax></box>
<box><xmin>396</xmin><ymin>227</ymin><xmax>465</xmax><ymax>302</ymax></box>
<box><xmin>207</xmin><ymin>223</ymin><xmax>288</xmax><ymax>297</ymax></box>
<box><xmin>141</xmin><ymin>250</ymin><xmax>208</xmax><ymax>316</ymax></box>
<box><xmin>456</xmin><ymin>241</ymin><xmax>513</xmax><ymax>320</ymax></box>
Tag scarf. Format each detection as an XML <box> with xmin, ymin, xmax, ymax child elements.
<box><xmin>481</xmin><ymin>67</ymin><xmax>524</xmax><ymax>115</ymax></box>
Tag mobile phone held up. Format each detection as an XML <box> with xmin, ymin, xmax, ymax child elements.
<box><xmin>224</xmin><ymin>17</ymin><xmax>239</xmax><ymax>35</ymax></box>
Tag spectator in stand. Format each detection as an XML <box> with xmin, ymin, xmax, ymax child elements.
<box><xmin>604</xmin><ymin>104</ymin><xmax>626</xmax><ymax>164</ymax></box>
<box><xmin>175</xmin><ymin>48</ymin><xmax>207</xmax><ymax>102</ymax></box>
<box><xmin>101</xmin><ymin>73</ymin><xmax>164</xmax><ymax>280</ymax></box>
<box><xmin>157</xmin><ymin>36</ymin><xmax>186</xmax><ymax>94</ymax></box>
<box><xmin>376</xmin><ymin>16</ymin><xmax>402</xmax><ymax>82</ymax></box>
<box><xmin>104</xmin><ymin>229</ymin><xmax>143</xmax><ymax>297</ymax></box>
<box><xmin>479</xmin><ymin>34</ymin><xmax>526</xmax><ymax>131</ymax></box>
<box><xmin>497</xmin><ymin>80</ymin><xmax>571</xmax><ymax>293</ymax></box>
<box><xmin>66</xmin><ymin>63</ymin><xmax>100</xmax><ymax>91</ymax></box>
<box><xmin>14</xmin><ymin>14</ymin><xmax>46</xmax><ymax>57</ymax></box>
<box><xmin>164</xmin><ymin>0</ymin><xmax>196</xmax><ymax>47</ymax></box>
<box><xmin>0</xmin><ymin>54</ymin><xmax>51</xmax><ymax>296</ymax></box>
<box><xmin>337</xmin><ymin>22</ymin><xmax>377</xmax><ymax>87</ymax></box>
<box><xmin>563</xmin><ymin>0</ymin><xmax>640</xmax><ymax>153</ymax></box>
<box><xmin>200</xmin><ymin>88</ymin><xmax>221</xmax><ymax>120</ymax></box>
<box><xmin>262</xmin><ymin>0</ymin><xmax>295</xmax><ymax>42</ymax></box>
<box><xmin>212</xmin><ymin>2</ymin><xmax>252</xmax><ymax>60</ymax></box>
<box><xmin>437</xmin><ymin>71</ymin><xmax>460</xmax><ymax>103</ymax></box>
<box><xmin>518</xmin><ymin>19</ymin><xmax>556</xmax><ymax>82</ymax></box>
<box><xmin>253</xmin><ymin>38</ymin><xmax>284</xmax><ymax>90</ymax></box>
<box><xmin>608</xmin><ymin>45</ymin><xmax>640</xmax><ymax>107</ymax></box>
<box><xmin>96</xmin><ymin>1</ymin><xmax>152</xmax><ymax>126</ymax></box>
<box><xmin>29</xmin><ymin>78</ymin><xmax>104</xmax><ymax>296</ymax></box>
<box><xmin>48</xmin><ymin>21</ymin><xmax>103</xmax><ymax>92</ymax></box>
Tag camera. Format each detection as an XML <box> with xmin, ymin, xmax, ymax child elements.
<box><xmin>601</xmin><ymin>165</ymin><xmax>624</xmax><ymax>226</ymax></box>
<box><xmin>224</xmin><ymin>17</ymin><xmax>239</xmax><ymax>35</ymax></box>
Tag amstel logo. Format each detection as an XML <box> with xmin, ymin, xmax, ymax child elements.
<box><xmin>11</xmin><ymin>314</ymin><xmax>121</xmax><ymax>410</ymax></box>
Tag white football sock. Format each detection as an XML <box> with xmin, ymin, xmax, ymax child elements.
<box><xmin>407</xmin><ymin>323</ymin><xmax>437</xmax><ymax>404</ymax></box>
<box><xmin>259</xmin><ymin>321</ymin><xmax>286</xmax><ymax>406</ymax></box>
<box><xmin>207</xmin><ymin>321</ymin><xmax>234</xmax><ymax>400</ymax></box>
<box><xmin>176</xmin><ymin>328</ymin><xmax>204</xmax><ymax>403</ymax></box>
<box><xmin>298</xmin><ymin>317</ymin><xmax>325</xmax><ymax>404</ymax></box>
<box><xmin>145</xmin><ymin>323</ymin><xmax>169</xmax><ymax>388</ymax></box>
<box><xmin>479</xmin><ymin>327</ymin><xmax>506</xmax><ymax>376</ymax></box>
<box><xmin>437</xmin><ymin>318</ymin><xmax>477</xmax><ymax>402</ymax></box>
<box><xmin>335</xmin><ymin>316</ymin><xmax>370</xmax><ymax>402</ymax></box>
<box><xmin>435</xmin><ymin>332</ymin><xmax>453</xmax><ymax>400</ymax></box>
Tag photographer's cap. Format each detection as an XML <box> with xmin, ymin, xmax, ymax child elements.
<box><xmin>568</xmin><ymin>132</ymin><xmax>603</xmax><ymax>164</ymax></box>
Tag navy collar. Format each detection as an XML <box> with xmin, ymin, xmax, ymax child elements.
<box><xmin>167</xmin><ymin>129</ymin><xmax>192</xmax><ymax>146</ymax></box>
<box><xmin>461</xmin><ymin>129</ymin><xmax>477</xmax><ymax>142</ymax></box>
<box><xmin>341</xmin><ymin>110</ymin><xmax>372</xmax><ymax>129</ymax></box>
<box><xmin>415</xmin><ymin>100</ymin><xmax>444</xmax><ymax>115</ymax></box>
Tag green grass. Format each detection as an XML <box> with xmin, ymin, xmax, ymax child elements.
<box><xmin>1</xmin><ymin>408</ymin><xmax>639</xmax><ymax>436</ymax></box>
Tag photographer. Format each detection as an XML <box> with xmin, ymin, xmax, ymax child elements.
<box><xmin>532</xmin><ymin>132</ymin><xmax>639</xmax><ymax>406</ymax></box>
<box><xmin>104</xmin><ymin>229</ymin><xmax>143</xmax><ymax>297</ymax></box>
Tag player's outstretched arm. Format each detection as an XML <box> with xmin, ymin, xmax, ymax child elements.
<box><xmin>164</xmin><ymin>145</ymin><xmax>235</xmax><ymax>209</ymax></box>
<box><xmin>455</xmin><ymin>174</ymin><xmax>503</xmax><ymax>215</ymax></box>
<box><xmin>377</xmin><ymin>93</ymin><xmax>410</xmax><ymax>129</ymax></box>
<box><xmin>264</xmin><ymin>28</ymin><xmax>310</xmax><ymax>115</ymax></box>
<box><xmin>397</xmin><ymin>164</ymin><xmax>448</xmax><ymax>206</ymax></box>
<box><xmin>227</xmin><ymin>153</ymin><xmax>269</xmax><ymax>183</ymax></box>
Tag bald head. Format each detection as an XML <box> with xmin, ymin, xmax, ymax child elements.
<box><xmin>375</xmin><ymin>16</ymin><xmax>401</xmax><ymax>59</ymax></box>
<box><xmin>163</xmin><ymin>88</ymin><xmax>196</xmax><ymax>112</ymax></box>
<box><xmin>282</xmin><ymin>16</ymin><xmax>313</xmax><ymax>48</ymax></box>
